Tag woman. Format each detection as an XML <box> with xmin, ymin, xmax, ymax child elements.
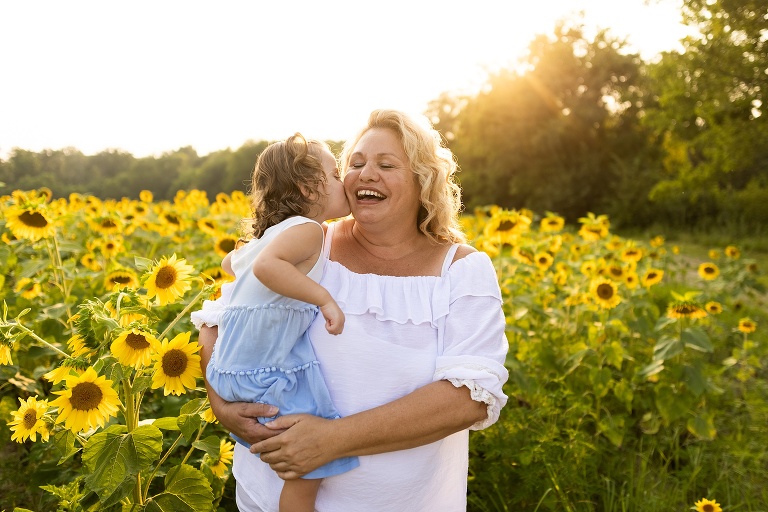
<box><xmin>198</xmin><ymin>109</ymin><xmax>509</xmax><ymax>511</ymax></box>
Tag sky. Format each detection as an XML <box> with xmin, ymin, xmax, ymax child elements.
<box><xmin>0</xmin><ymin>0</ymin><xmax>691</xmax><ymax>159</ymax></box>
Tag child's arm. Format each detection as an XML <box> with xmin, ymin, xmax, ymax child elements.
<box><xmin>252</xmin><ymin>222</ymin><xmax>344</xmax><ymax>335</ymax></box>
<box><xmin>222</xmin><ymin>251</ymin><xmax>235</xmax><ymax>277</ymax></box>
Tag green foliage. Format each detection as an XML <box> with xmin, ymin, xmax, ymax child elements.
<box><xmin>642</xmin><ymin>0</ymin><xmax>768</xmax><ymax>231</ymax></box>
<box><xmin>428</xmin><ymin>18</ymin><xmax>662</xmax><ymax>226</ymax></box>
<box><xmin>464</xmin><ymin>207</ymin><xmax>768</xmax><ymax>511</ymax></box>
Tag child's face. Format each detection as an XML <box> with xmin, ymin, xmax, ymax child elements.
<box><xmin>317</xmin><ymin>149</ymin><xmax>351</xmax><ymax>221</ymax></box>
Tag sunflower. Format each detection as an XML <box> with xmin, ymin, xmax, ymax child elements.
<box><xmin>44</xmin><ymin>364</ymin><xmax>77</xmax><ymax>384</ymax></box>
<box><xmin>539</xmin><ymin>214</ymin><xmax>564</xmax><ymax>233</ymax></box>
<box><xmin>694</xmin><ymin>498</ymin><xmax>722</xmax><ymax>512</ymax></box>
<box><xmin>111</xmin><ymin>328</ymin><xmax>158</xmax><ymax>368</ymax></box>
<box><xmin>139</xmin><ymin>190</ymin><xmax>154</xmax><ymax>203</ymax></box>
<box><xmin>0</xmin><ymin>344</ymin><xmax>12</xmax><ymax>365</ymax></box>
<box><xmin>705</xmin><ymin>301</ymin><xmax>723</xmax><ymax>315</ymax></box>
<box><xmin>533</xmin><ymin>252</ymin><xmax>554</xmax><ymax>271</ymax></box>
<box><xmin>606</xmin><ymin>236</ymin><xmax>624</xmax><ymax>251</ymax></box>
<box><xmin>641</xmin><ymin>269</ymin><xmax>664</xmax><ymax>288</ymax></box>
<box><xmin>698</xmin><ymin>262</ymin><xmax>720</xmax><ymax>280</ymax></box>
<box><xmin>577</xmin><ymin>213</ymin><xmax>610</xmax><ymax>242</ymax></box>
<box><xmin>738</xmin><ymin>318</ymin><xmax>757</xmax><ymax>334</ymax></box>
<box><xmin>580</xmin><ymin>260</ymin><xmax>598</xmax><ymax>277</ymax></box>
<box><xmin>197</xmin><ymin>218</ymin><xmax>219</xmax><ymax>236</ymax></box>
<box><xmin>80</xmin><ymin>252</ymin><xmax>103</xmax><ymax>271</ymax></box>
<box><xmin>620</xmin><ymin>247</ymin><xmax>643</xmax><ymax>263</ymax></box>
<box><xmin>50</xmin><ymin>367</ymin><xmax>121</xmax><ymax>433</ymax></box>
<box><xmin>603</xmin><ymin>264</ymin><xmax>626</xmax><ymax>281</ymax></box>
<box><xmin>624</xmin><ymin>272</ymin><xmax>639</xmax><ymax>289</ymax></box>
<box><xmin>9</xmin><ymin>396</ymin><xmax>50</xmax><ymax>443</ymax></box>
<box><xmin>67</xmin><ymin>334</ymin><xmax>92</xmax><ymax>359</ymax></box>
<box><xmin>143</xmin><ymin>254</ymin><xmax>195</xmax><ymax>306</ymax></box>
<box><xmin>150</xmin><ymin>332</ymin><xmax>202</xmax><ymax>396</ymax></box>
<box><xmin>590</xmin><ymin>277</ymin><xmax>621</xmax><ymax>309</ymax></box>
<box><xmin>88</xmin><ymin>214</ymin><xmax>123</xmax><ymax>236</ymax></box>
<box><xmin>667</xmin><ymin>301</ymin><xmax>707</xmax><ymax>319</ymax></box>
<box><xmin>214</xmin><ymin>235</ymin><xmax>239</xmax><ymax>258</ymax></box>
<box><xmin>14</xmin><ymin>277</ymin><xmax>43</xmax><ymax>300</ymax></box>
<box><xmin>4</xmin><ymin>204</ymin><xmax>56</xmax><ymax>241</ymax></box>
<box><xmin>483</xmin><ymin>210</ymin><xmax>531</xmax><ymax>244</ymax></box>
<box><xmin>708</xmin><ymin>249</ymin><xmax>720</xmax><ymax>260</ymax></box>
<box><xmin>202</xmin><ymin>407</ymin><xmax>218</xmax><ymax>424</ymax></box>
<box><xmin>99</xmin><ymin>237</ymin><xmax>125</xmax><ymax>259</ymax></box>
<box><xmin>206</xmin><ymin>438</ymin><xmax>235</xmax><ymax>478</ymax></box>
<box><xmin>649</xmin><ymin>236</ymin><xmax>665</xmax><ymax>248</ymax></box>
<box><xmin>724</xmin><ymin>245</ymin><xmax>740</xmax><ymax>259</ymax></box>
<box><xmin>105</xmin><ymin>268</ymin><xmax>140</xmax><ymax>290</ymax></box>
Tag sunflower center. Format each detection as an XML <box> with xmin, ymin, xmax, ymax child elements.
<box><xmin>155</xmin><ymin>266</ymin><xmax>178</xmax><ymax>289</ymax></box>
<box><xmin>597</xmin><ymin>283</ymin><xmax>615</xmax><ymax>299</ymax></box>
<box><xmin>20</xmin><ymin>210</ymin><xmax>49</xmax><ymax>228</ymax></box>
<box><xmin>126</xmin><ymin>333</ymin><xmax>150</xmax><ymax>350</ymax></box>
<box><xmin>23</xmin><ymin>409</ymin><xmax>38</xmax><ymax>429</ymax></box>
<box><xmin>101</xmin><ymin>219</ymin><xmax>117</xmax><ymax>229</ymax></box>
<box><xmin>703</xmin><ymin>505</ymin><xmax>714</xmax><ymax>512</ymax></box>
<box><xmin>647</xmin><ymin>272</ymin><xmax>658</xmax><ymax>280</ymax></box>
<box><xmin>111</xmin><ymin>275</ymin><xmax>133</xmax><ymax>285</ymax></box>
<box><xmin>70</xmin><ymin>382</ymin><xmax>104</xmax><ymax>411</ymax></box>
<box><xmin>497</xmin><ymin>220</ymin><xmax>514</xmax><ymax>232</ymax></box>
<box><xmin>162</xmin><ymin>349</ymin><xmax>188</xmax><ymax>377</ymax></box>
<box><xmin>610</xmin><ymin>267</ymin><xmax>623</xmax><ymax>277</ymax></box>
<box><xmin>218</xmin><ymin>239</ymin><xmax>237</xmax><ymax>253</ymax></box>
<box><xmin>704</xmin><ymin>267</ymin><xmax>715</xmax><ymax>274</ymax></box>
<box><xmin>165</xmin><ymin>214</ymin><xmax>180</xmax><ymax>225</ymax></box>
<box><xmin>676</xmin><ymin>305</ymin><xmax>695</xmax><ymax>315</ymax></box>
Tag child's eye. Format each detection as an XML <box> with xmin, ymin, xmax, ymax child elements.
<box><xmin>350</xmin><ymin>162</ymin><xmax>365</xmax><ymax>168</ymax></box>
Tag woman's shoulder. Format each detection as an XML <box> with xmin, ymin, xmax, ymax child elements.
<box><xmin>451</xmin><ymin>243</ymin><xmax>477</xmax><ymax>265</ymax></box>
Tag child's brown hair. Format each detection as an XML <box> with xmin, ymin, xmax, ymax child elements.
<box><xmin>243</xmin><ymin>133</ymin><xmax>331</xmax><ymax>239</ymax></box>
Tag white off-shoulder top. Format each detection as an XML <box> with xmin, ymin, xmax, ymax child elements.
<box><xmin>228</xmin><ymin>221</ymin><xmax>510</xmax><ymax>512</ymax></box>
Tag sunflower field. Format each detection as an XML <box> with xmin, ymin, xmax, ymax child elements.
<box><xmin>1</xmin><ymin>189</ymin><xmax>766</xmax><ymax>511</ymax></box>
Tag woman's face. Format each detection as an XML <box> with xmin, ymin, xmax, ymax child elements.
<box><xmin>344</xmin><ymin>128</ymin><xmax>421</xmax><ymax>229</ymax></box>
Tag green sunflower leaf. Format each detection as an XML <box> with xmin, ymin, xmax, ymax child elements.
<box><xmin>682</xmin><ymin>327</ymin><xmax>713</xmax><ymax>352</ymax></box>
<box><xmin>144</xmin><ymin>464</ymin><xmax>214</xmax><ymax>512</ymax></box>
<box><xmin>82</xmin><ymin>424</ymin><xmax>163</xmax><ymax>500</ymax></box>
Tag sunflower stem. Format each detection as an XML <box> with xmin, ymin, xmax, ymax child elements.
<box><xmin>122</xmin><ymin>378</ymin><xmax>137</xmax><ymax>432</ymax></box>
<box><xmin>142</xmin><ymin>432</ymin><xmax>185</xmax><ymax>503</ymax></box>
<box><xmin>46</xmin><ymin>236</ymin><xmax>74</xmax><ymax>320</ymax></box>
<box><xmin>157</xmin><ymin>281</ymin><xmax>207</xmax><ymax>340</ymax></box>
<box><xmin>179</xmin><ymin>424</ymin><xmax>205</xmax><ymax>466</ymax></box>
<box><xmin>7</xmin><ymin>321</ymin><xmax>69</xmax><ymax>358</ymax></box>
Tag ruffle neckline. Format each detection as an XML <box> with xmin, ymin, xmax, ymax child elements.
<box><xmin>322</xmin><ymin>251</ymin><xmax>500</xmax><ymax>328</ymax></box>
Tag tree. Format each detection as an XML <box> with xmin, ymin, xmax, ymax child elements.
<box><xmin>429</xmin><ymin>20</ymin><xmax>659</xmax><ymax>224</ymax></box>
<box><xmin>643</xmin><ymin>0</ymin><xmax>768</xmax><ymax>228</ymax></box>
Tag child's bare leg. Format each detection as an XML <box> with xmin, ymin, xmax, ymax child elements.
<box><xmin>280</xmin><ymin>477</ymin><xmax>322</xmax><ymax>512</ymax></box>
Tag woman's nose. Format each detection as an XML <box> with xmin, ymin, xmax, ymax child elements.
<box><xmin>358</xmin><ymin>162</ymin><xmax>377</xmax><ymax>182</ymax></box>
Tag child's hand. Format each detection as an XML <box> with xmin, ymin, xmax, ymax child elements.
<box><xmin>319</xmin><ymin>302</ymin><xmax>345</xmax><ymax>335</ymax></box>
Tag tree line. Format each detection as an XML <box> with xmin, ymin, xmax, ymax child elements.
<box><xmin>2</xmin><ymin>0</ymin><xmax>765</xmax><ymax>232</ymax></box>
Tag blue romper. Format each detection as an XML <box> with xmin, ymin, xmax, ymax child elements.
<box><xmin>206</xmin><ymin>216</ymin><xmax>359</xmax><ymax>479</ymax></box>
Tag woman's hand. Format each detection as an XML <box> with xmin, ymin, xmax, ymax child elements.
<box><xmin>251</xmin><ymin>414</ymin><xmax>337</xmax><ymax>480</ymax></box>
<box><xmin>207</xmin><ymin>390</ymin><xmax>285</xmax><ymax>445</ymax></box>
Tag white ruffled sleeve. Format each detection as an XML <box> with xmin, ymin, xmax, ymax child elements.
<box><xmin>189</xmin><ymin>280</ymin><xmax>234</xmax><ymax>330</ymax></box>
<box><xmin>432</xmin><ymin>252</ymin><xmax>509</xmax><ymax>430</ymax></box>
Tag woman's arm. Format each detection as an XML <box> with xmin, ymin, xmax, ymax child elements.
<box><xmin>198</xmin><ymin>325</ymin><xmax>284</xmax><ymax>443</ymax></box>
<box><xmin>252</xmin><ymin>380</ymin><xmax>486</xmax><ymax>479</ymax></box>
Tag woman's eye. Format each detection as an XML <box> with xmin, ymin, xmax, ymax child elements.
<box><xmin>350</xmin><ymin>162</ymin><xmax>364</xmax><ymax>168</ymax></box>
